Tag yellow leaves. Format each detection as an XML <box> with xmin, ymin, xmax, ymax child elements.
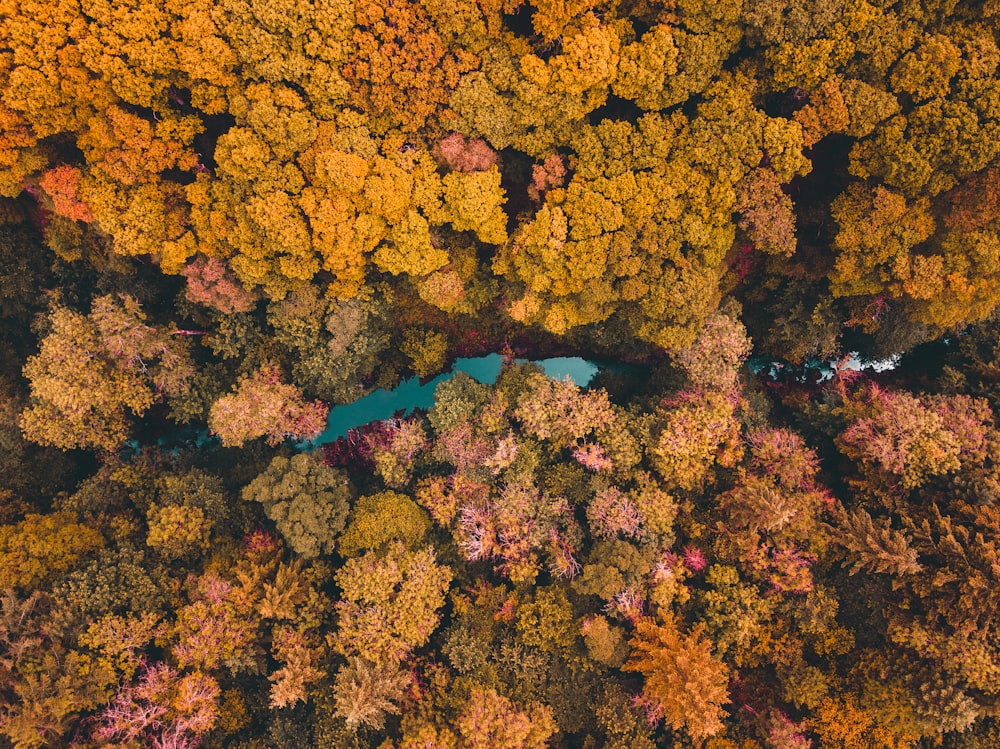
<box><xmin>613</xmin><ymin>25</ymin><xmax>680</xmax><ymax>110</ymax></box>
<box><xmin>298</xmin><ymin>188</ymin><xmax>367</xmax><ymax>297</ymax></box>
<box><xmin>242</xmin><ymin>82</ymin><xmax>318</xmax><ymax>159</ymax></box>
<box><xmin>79</xmin><ymin>612</ymin><xmax>163</xmax><ymax>680</ymax></box>
<box><xmin>905</xmin><ymin>227</ymin><xmax>1000</xmax><ymax>328</ymax></box>
<box><xmin>830</xmin><ymin>183</ymin><xmax>936</xmax><ymax>298</ymax></box>
<box><xmin>333</xmin><ymin>540</ymin><xmax>452</xmax><ymax>665</ymax></box>
<box><xmin>0</xmin><ymin>512</ymin><xmax>104</xmax><ymax>590</ymax></box>
<box><xmin>146</xmin><ymin>504</ymin><xmax>212</xmax><ymax>560</ymax></box>
<box><xmin>443</xmin><ymin>167</ymin><xmax>508</xmax><ymax>244</ymax></box>
<box><xmin>247</xmin><ymin>191</ymin><xmax>312</xmax><ymax>266</ymax></box>
<box><xmin>565</xmin><ymin>184</ymin><xmax>624</xmax><ymax>241</ymax></box>
<box><xmin>214</xmin><ymin>126</ymin><xmax>274</xmax><ymax>182</ymax></box>
<box><xmin>836</xmin><ymin>79</ymin><xmax>900</xmax><ymax>139</ymax></box>
<box><xmin>492</xmin><ymin>96</ymin><xmax>803</xmax><ymax>347</ymax></box>
<box><xmin>377</xmin><ymin>210</ymin><xmax>449</xmax><ymax>277</ymax></box>
<box><xmin>650</xmin><ymin>390</ymin><xmax>742</xmax><ymax>491</ymax></box>
<box><xmin>364</xmin><ymin>158</ymin><xmax>416</xmax><ymax>223</ymax></box>
<box><xmin>519</xmin><ymin>54</ymin><xmax>552</xmax><ymax>89</ymax></box>
<box><xmin>549</xmin><ymin>14</ymin><xmax>621</xmax><ymax>94</ymax></box>
<box><xmin>890</xmin><ymin>34</ymin><xmax>962</xmax><ymax>102</ymax></box>
<box><xmin>766</xmin><ymin>38</ymin><xmax>846</xmax><ymax>90</ymax></box>
<box><xmin>313</xmin><ymin>150</ymin><xmax>369</xmax><ymax>192</ymax></box>
<box><xmin>455</xmin><ymin>687</ymin><xmax>557</xmax><ymax>749</ymax></box>
<box><xmin>401</xmin><ymin>328</ymin><xmax>449</xmax><ymax>378</ymax></box>
<box><xmin>20</xmin><ymin>305</ymin><xmax>155</xmax><ymax>451</ymax></box>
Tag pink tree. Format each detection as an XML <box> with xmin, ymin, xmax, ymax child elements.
<box><xmin>208</xmin><ymin>364</ymin><xmax>328</xmax><ymax>447</ymax></box>
<box><xmin>433</xmin><ymin>133</ymin><xmax>500</xmax><ymax>173</ymax></box>
<box><xmin>181</xmin><ymin>256</ymin><xmax>259</xmax><ymax>314</ymax></box>
<box><xmin>97</xmin><ymin>662</ymin><xmax>220</xmax><ymax>749</ymax></box>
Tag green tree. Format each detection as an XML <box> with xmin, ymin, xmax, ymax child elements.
<box><xmin>241</xmin><ymin>453</ymin><xmax>353</xmax><ymax>557</ymax></box>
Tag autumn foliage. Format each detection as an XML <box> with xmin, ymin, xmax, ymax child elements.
<box><xmin>3</xmin><ymin>1</ymin><xmax>1000</xmax><ymax>748</ymax></box>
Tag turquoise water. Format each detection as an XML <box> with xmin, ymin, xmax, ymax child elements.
<box><xmin>304</xmin><ymin>355</ymin><xmax>601</xmax><ymax>447</ymax></box>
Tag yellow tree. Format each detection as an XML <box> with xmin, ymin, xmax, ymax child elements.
<box><xmin>496</xmin><ymin>74</ymin><xmax>808</xmax><ymax>349</ymax></box>
<box><xmin>20</xmin><ymin>296</ymin><xmax>193</xmax><ymax>451</ymax></box>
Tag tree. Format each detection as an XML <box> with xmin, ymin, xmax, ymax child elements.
<box><xmin>455</xmin><ymin>687</ymin><xmax>557</xmax><ymax>749</ymax></box>
<box><xmin>493</xmin><ymin>77</ymin><xmax>808</xmax><ymax>348</ymax></box>
<box><xmin>836</xmin><ymin>386</ymin><xmax>990</xmax><ymax>495</ymax></box>
<box><xmin>624</xmin><ymin>617</ymin><xmax>731</xmax><ymax>743</ymax></box>
<box><xmin>333</xmin><ymin>656</ymin><xmax>411</xmax><ymax>731</ymax></box>
<box><xmin>0</xmin><ymin>512</ymin><xmax>103</xmax><ymax>590</ymax></box>
<box><xmin>145</xmin><ymin>504</ymin><xmax>212</xmax><ymax>561</ymax></box>
<box><xmin>208</xmin><ymin>364</ymin><xmax>328</xmax><ymax>447</ymax></box>
<box><xmin>181</xmin><ymin>255</ymin><xmax>259</xmax><ymax>314</ymax></box>
<box><xmin>344</xmin><ymin>0</ymin><xmax>478</xmax><ymax>132</ymax></box>
<box><xmin>514</xmin><ymin>372</ymin><xmax>616</xmax><ymax>449</ymax></box>
<box><xmin>333</xmin><ymin>540</ymin><xmax>452</xmax><ymax>665</ymax></box>
<box><xmin>338</xmin><ymin>491</ymin><xmax>431</xmax><ymax>557</ymax></box>
<box><xmin>672</xmin><ymin>311</ymin><xmax>753</xmax><ymax>393</ymax></box>
<box><xmin>829</xmin><ymin>184</ymin><xmax>936</xmax><ymax>300</ymax></box>
<box><xmin>241</xmin><ymin>453</ymin><xmax>353</xmax><ymax>558</ymax></box>
<box><xmin>97</xmin><ymin>662</ymin><xmax>220</xmax><ymax>748</ymax></box>
<box><xmin>735</xmin><ymin>168</ymin><xmax>797</xmax><ymax>257</ymax></box>
<box><xmin>20</xmin><ymin>296</ymin><xmax>193</xmax><ymax>451</ymax></box>
<box><xmin>649</xmin><ymin>390</ymin><xmax>742</xmax><ymax>491</ymax></box>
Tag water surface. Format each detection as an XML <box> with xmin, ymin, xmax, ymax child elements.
<box><xmin>306</xmin><ymin>355</ymin><xmax>602</xmax><ymax>446</ymax></box>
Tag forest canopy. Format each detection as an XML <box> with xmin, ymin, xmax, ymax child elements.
<box><xmin>3</xmin><ymin>0</ymin><xmax>1000</xmax><ymax>748</ymax></box>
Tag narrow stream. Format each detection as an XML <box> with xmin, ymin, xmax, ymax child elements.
<box><xmin>303</xmin><ymin>354</ymin><xmax>602</xmax><ymax>447</ymax></box>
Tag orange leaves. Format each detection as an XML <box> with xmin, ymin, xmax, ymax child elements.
<box><xmin>344</xmin><ymin>0</ymin><xmax>479</xmax><ymax>132</ymax></box>
<box><xmin>793</xmin><ymin>77</ymin><xmax>850</xmax><ymax>148</ymax></box>
<box><xmin>78</xmin><ymin>106</ymin><xmax>202</xmax><ymax>185</ymax></box>
<box><xmin>735</xmin><ymin>168</ymin><xmax>797</xmax><ymax>257</ymax></box>
<box><xmin>941</xmin><ymin>167</ymin><xmax>1000</xmax><ymax>233</ymax></box>
<box><xmin>624</xmin><ymin>617</ymin><xmax>730</xmax><ymax>743</ymax></box>
<box><xmin>38</xmin><ymin>165</ymin><xmax>93</xmax><ymax>222</ymax></box>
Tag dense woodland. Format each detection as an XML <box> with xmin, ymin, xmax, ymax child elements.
<box><xmin>2</xmin><ymin>0</ymin><xmax>1000</xmax><ymax>746</ymax></box>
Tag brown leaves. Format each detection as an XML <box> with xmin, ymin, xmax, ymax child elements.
<box><xmin>827</xmin><ymin>505</ymin><xmax>923</xmax><ymax>577</ymax></box>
